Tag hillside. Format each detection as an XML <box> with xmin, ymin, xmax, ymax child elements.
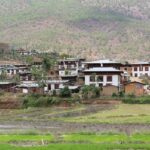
<box><xmin>0</xmin><ymin>0</ymin><xmax>149</xmax><ymax>61</ymax></box>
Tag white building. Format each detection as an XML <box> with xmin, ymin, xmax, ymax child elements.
<box><xmin>58</xmin><ymin>58</ymin><xmax>85</xmax><ymax>83</ymax></box>
<box><xmin>83</xmin><ymin>67</ymin><xmax>122</xmax><ymax>87</ymax></box>
<box><xmin>131</xmin><ymin>62</ymin><xmax>150</xmax><ymax>77</ymax></box>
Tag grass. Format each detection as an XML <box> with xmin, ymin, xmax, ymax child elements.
<box><xmin>1</xmin><ymin>143</ymin><xmax>150</xmax><ymax>150</ymax></box>
<box><xmin>0</xmin><ymin>134</ymin><xmax>53</xmax><ymax>142</ymax></box>
<box><xmin>62</xmin><ymin>104</ymin><xmax>150</xmax><ymax>124</ymax></box>
<box><xmin>63</xmin><ymin>132</ymin><xmax>150</xmax><ymax>144</ymax></box>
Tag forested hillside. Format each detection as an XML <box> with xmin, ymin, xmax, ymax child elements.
<box><xmin>0</xmin><ymin>0</ymin><xmax>149</xmax><ymax>60</ymax></box>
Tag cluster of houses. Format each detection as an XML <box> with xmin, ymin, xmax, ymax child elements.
<box><xmin>0</xmin><ymin>58</ymin><xmax>150</xmax><ymax>96</ymax></box>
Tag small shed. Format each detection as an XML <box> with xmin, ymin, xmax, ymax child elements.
<box><xmin>17</xmin><ymin>82</ymin><xmax>42</xmax><ymax>94</ymax></box>
<box><xmin>0</xmin><ymin>81</ymin><xmax>16</xmax><ymax>92</ymax></box>
<box><xmin>124</xmin><ymin>81</ymin><xmax>145</xmax><ymax>96</ymax></box>
<box><xmin>102</xmin><ymin>85</ymin><xmax>119</xmax><ymax>96</ymax></box>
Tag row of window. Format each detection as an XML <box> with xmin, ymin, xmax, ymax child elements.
<box><xmin>134</xmin><ymin>67</ymin><xmax>149</xmax><ymax>71</ymax></box>
<box><xmin>134</xmin><ymin>73</ymin><xmax>149</xmax><ymax>77</ymax></box>
<box><xmin>90</xmin><ymin>76</ymin><xmax>112</xmax><ymax>82</ymax></box>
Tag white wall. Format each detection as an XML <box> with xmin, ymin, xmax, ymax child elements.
<box><xmin>85</xmin><ymin>74</ymin><xmax>120</xmax><ymax>87</ymax></box>
<box><xmin>132</xmin><ymin>66</ymin><xmax>150</xmax><ymax>77</ymax></box>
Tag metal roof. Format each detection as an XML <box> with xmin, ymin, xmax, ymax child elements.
<box><xmin>46</xmin><ymin>80</ymin><xmax>68</xmax><ymax>84</ymax></box>
<box><xmin>83</xmin><ymin>59</ymin><xmax>120</xmax><ymax>64</ymax></box>
<box><xmin>84</xmin><ymin>67</ymin><xmax>122</xmax><ymax>72</ymax></box>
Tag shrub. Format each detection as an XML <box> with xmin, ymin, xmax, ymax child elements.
<box><xmin>118</xmin><ymin>91</ymin><xmax>125</xmax><ymax>97</ymax></box>
<box><xmin>122</xmin><ymin>96</ymin><xmax>150</xmax><ymax>104</ymax></box>
<box><xmin>112</xmin><ymin>93</ymin><xmax>118</xmax><ymax>97</ymax></box>
<box><xmin>81</xmin><ymin>85</ymin><xmax>100</xmax><ymax>99</ymax></box>
<box><xmin>60</xmin><ymin>87</ymin><xmax>71</xmax><ymax>97</ymax></box>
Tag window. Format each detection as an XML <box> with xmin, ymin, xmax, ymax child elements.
<box><xmin>55</xmin><ymin>84</ymin><xmax>59</xmax><ymax>89</ymax></box>
<box><xmin>124</xmin><ymin>68</ymin><xmax>127</xmax><ymax>71</ymax></box>
<box><xmin>107</xmin><ymin>76</ymin><xmax>112</xmax><ymax>82</ymax></box>
<box><xmin>134</xmin><ymin>73</ymin><xmax>138</xmax><ymax>77</ymax></box>
<box><xmin>90</xmin><ymin>76</ymin><xmax>95</xmax><ymax>82</ymax></box>
<box><xmin>97</xmin><ymin>76</ymin><xmax>103</xmax><ymax>82</ymax></box>
<box><xmin>139</xmin><ymin>66</ymin><xmax>143</xmax><ymax>71</ymax></box>
<box><xmin>145</xmin><ymin>67</ymin><xmax>149</xmax><ymax>71</ymax></box>
<box><xmin>134</xmin><ymin>67</ymin><xmax>137</xmax><ymax>71</ymax></box>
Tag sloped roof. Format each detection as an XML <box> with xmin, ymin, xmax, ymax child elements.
<box><xmin>83</xmin><ymin>59</ymin><xmax>120</xmax><ymax>64</ymax></box>
<box><xmin>84</xmin><ymin>67</ymin><xmax>122</xmax><ymax>72</ymax></box>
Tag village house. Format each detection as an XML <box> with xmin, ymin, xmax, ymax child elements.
<box><xmin>58</xmin><ymin>58</ymin><xmax>85</xmax><ymax>84</ymax></box>
<box><xmin>0</xmin><ymin>81</ymin><xmax>16</xmax><ymax>92</ymax></box>
<box><xmin>83</xmin><ymin>67</ymin><xmax>123</xmax><ymax>87</ymax></box>
<box><xmin>44</xmin><ymin>80</ymin><xmax>68</xmax><ymax>93</ymax></box>
<box><xmin>130</xmin><ymin>62</ymin><xmax>150</xmax><ymax>77</ymax></box>
<box><xmin>121</xmin><ymin>62</ymin><xmax>150</xmax><ymax>78</ymax></box>
<box><xmin>16</xmin><ymin>81</ymin><xmax>41</xmax><ymax>94</ymax></box>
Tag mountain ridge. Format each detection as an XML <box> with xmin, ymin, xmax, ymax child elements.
<box><xmin>0</xmin><ymin>0</ymin><xmax>149</xmax><ymax>60</ymax></box>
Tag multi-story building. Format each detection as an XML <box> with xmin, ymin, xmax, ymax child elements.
<box><xmin>130</xmin><ymin>62</ymin><xmax>150</xmax><ymax>77</ymax></box>
<box><xmin>83</xmin><ymin>67</ymin><xmax>123</xmax><ymax>87</ymax></box>
<box><xmin>58</xmin><ymin>58</ymin><xmax>85</xmax><ymax>84</ymax></box>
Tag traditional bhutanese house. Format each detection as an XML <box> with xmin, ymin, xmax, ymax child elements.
<box><xmin>130</xmin><ymin>62</ymin><xmax>150</xmax><ymax>77</ymax></box>
<box><xmin>0</xmin><ymin>65</ymin><xmax>19</xmax><ymax>77</ymax></box>
<box><xmin>16</xmin><ymin>81</ymin><xmax>42</xmax><ymax>94</ymax></box>
<box><xmin>0</xmin><ymin>81</ymin><xmax>16</xmax><ymax>92</ymax></box>
<box><xmin>58</xmin><ymin>58</ymin><xmax>85</xmax><ymax>84</ymax></box>
<box><xmin>19</xmin><ymin>71</ymin><xmax>33</xmax><ymax>81</ymax></box>
<box><xmin>83</xmin><ymin>67</ymin><xmax>123</xmax><ymax>88</ymax></box>
<box><xmin>82</xmin><ymin>59</ymin><xmax>122</xmax><ymax>70</ymax></box>
<box><xmin>124</xmin><ymin>81</ymin><xmax>145</xmax><ymax>96</ymax></box>
<box><xmin>101</xmin><ymin>85</ymin><xmax>119</xmax><ymax>96</ymax></box>
<box><xmin>0</xmin><ymin>61</ymin><xmax>29</xmax><ymax>77</ymax></box>
<box><xmin>44</xmin><ymin>80</ymin><xmax>68</xmax><ymax>92</ymax></box>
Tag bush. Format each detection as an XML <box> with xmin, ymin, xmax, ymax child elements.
<box><xmin>22</xmin><ymin>95</ymin><xmax>55</xmax><ymax>108</ymax></box>
<box><xmin>60</xmin><ymin>87</ymin><xmax>71</xmax><ymax>97</ymax></box>
<box><xmin>112</xmin><ymin>93</ymin><xmax>118</xmax><ymax>97</ymax></box>
<box><xmin>122</xmin><ymin>96</ymin><xmax>150</xmax><ymax>104</ymax></box>
<box><xmin>81</xmin><ymin>85</ymin><xmax>100</xmax><ymax>99</ymax></box>
<box><xmin>118</xmin><ymin>91</ymin><xmax>125</xmax><ymax>97</ymax></box>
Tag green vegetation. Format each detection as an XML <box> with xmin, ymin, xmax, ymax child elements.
<box><xmin>1</xmin><ymin>133</ymin><xmax>150</xmax><ymax>149</ymax></box>
<box><xmin>0</xmin><ymin>134</ymin><xmax>53</xmax><ymax>142</ymax></box>
<box><xmin>60</xmin><ymin>87</ymin><xmax>71</xmax><ymax>98</ymax></box>
<box><xmin>0</xmin><ymin>0</ymin><xmax>149</xmax><ymax>59</ymax></box>
<box><xmin>63</xmin><ymin>132</ymin><xmax>150</xmax><ymax>143</ymax></box>
<box><xmin>81</xmin><ymin>85</ymin><xmax>100</xmax><ymax>99</ymax></box>
<box><xmin>1</xmin><ymin>144</ymin><xmax>150</xmax><ymax>150</ymax></box>
<box><xmin>123</xmin><ymin>95</ymin><xmax>150</xmax><ymax>104</ymax></box>
<box><xmin>63</xmin><ymin>104</ymin><xmax>150</xmax><ymax>124</ymax></box>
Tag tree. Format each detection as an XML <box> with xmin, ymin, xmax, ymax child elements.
<box><xmin>42</xmin><ymin>56</ymin><xmax>55</xmax><ymax>72</ymax></box>
<box><xmin>0</xmin><ymin>70</ymin><xmax>7</xmax><ymax>80</ymax></box>
<box><xmin>13</xmin><ymin>74</ymin><xmax>20</xmax><ymax>84</ymax></box>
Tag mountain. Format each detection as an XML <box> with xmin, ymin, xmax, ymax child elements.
<box><xmin>0</xmin><ymin>0</ymin><xmax>149</xmax><ymax>61</ymax></box>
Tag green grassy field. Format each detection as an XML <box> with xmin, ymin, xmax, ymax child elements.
<box><xmin>1</xmin><ymin>144</ymin><xmax>150</xmax><ymax>150</ymax></box>
<box><xmin>1</xmin><ymin>133</ymin><xmax>150</xmax><ymax>150</ymax></box>
<box><xmin>0</xmin><ymin>134</ymin><xmax>53</xmax><ymax>142</ymax></box>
